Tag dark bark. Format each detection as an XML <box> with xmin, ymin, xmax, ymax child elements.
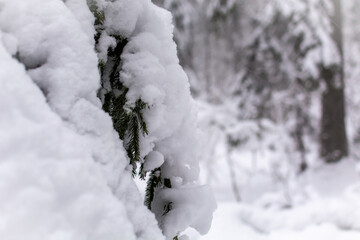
<box><xmin>320</xmin><ymin>83</ymin><xmax>348</xmax><ymax>162</ymax></box>
<box><xmin>294</xmin><ymin>106</ymin><xmax>308</xmax><ymax>173</ymax></box>
<box><xmin>320</xmin><ymin>0</ymin><xmax>348</xmax><ymax>163</ymax></box>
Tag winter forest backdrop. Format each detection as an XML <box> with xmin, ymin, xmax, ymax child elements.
<box><xmin>1</xmin><ymin>0</ymin><xmax>360</xmax><ymax>239</ymax></box>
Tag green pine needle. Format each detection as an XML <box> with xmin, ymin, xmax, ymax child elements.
<box><xmin>145</xmin><ymin>169</ymin><xmax>161</xmax><ymax>210</ymax></box>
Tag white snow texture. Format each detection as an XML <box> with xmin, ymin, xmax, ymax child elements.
<box><xmin>0</xmin><ymin>0</ymin><xmax>215</xmax><ymax>239</ymax></box>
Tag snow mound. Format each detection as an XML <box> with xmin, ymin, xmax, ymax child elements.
<box><xmin>239</xmin><ymin>160</ymin><xmax>360</xmax><ymax>233</ymax></box>
<box><xmin>0</xmin><ymin>0</ymin><xmax>163</xmax><ymax>239</ymax></box>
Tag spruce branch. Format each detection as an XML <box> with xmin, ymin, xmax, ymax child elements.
<box><xmin>94</xmin><ymin>31</ymin><xmax>149</xmax><ymax>176</ymax></box>
<box><xmin>162</xmin><ymin>202</ymin><xmax>173</xmax><ymax>216</ymax></box>
<box><xmin>145</xmin><ymin>168</ymin><xmax>161</xmax><ymax>210</ymax></box>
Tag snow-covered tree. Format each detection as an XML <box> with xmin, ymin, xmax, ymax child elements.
<box><xmin>238</xmin><ymin>0</ymin><xmax>348</xmax><ymax>163</ymax></box>
<box><xmin>344</xmin><ymin>0</ymin><xmax>360</xmax><ymax>159</ymax></box>
<box><xmin>0</xmin><ymin>0</ymin><xmax>215</xmax><ymax>239</ymax></box>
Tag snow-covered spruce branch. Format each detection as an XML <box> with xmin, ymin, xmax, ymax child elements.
<box><xmin>89</xmin><ymin>0</ymin><xmax>216</xmax><ymax>239</ymax></box>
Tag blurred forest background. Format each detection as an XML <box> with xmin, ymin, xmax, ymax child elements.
<box><xmin>152</xmin><ymin>0</ymin><xmax>360</xmax><ymax>239</ymax></box>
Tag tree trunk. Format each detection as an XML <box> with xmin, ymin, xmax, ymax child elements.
<box><xmin>320</xmin><ymin>0</ymin><xmax>348</xmax><ymax>163</ymax></box>
<box><xmin>321</xmin><ymin>85</ymin><xmax>348</xmax><ymax>162</ymax></box>
<box><xmin>226</xmin><ymin>147</ymin><xmax>241</xmax><ymax>202</ymax></box>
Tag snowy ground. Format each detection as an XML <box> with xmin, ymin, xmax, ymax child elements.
<box><xmin>180</xmin><ymin>158</ymin><xmax>360</xmax><ymax>240</ymax></box>
<box><xmin>187</xmin><ymin>100</ymin><xmax>360</xmax><ymax>239</ymax></box>
<box><xmin>199</xmin><ymin>202</ymin><xmax>360</xmax><ymax>240</ymax></box>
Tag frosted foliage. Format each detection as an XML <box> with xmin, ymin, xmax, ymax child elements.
<box><xmin>104</xmin><ymin>0</ymin><xmax>143</xmax><ymax>37</ymax></box>
<box><xmin>344</xmin><ymin>0</ymin><xmax>360</xmax><ymax>143</ymax></box>
<box><xmin>97</xmin><ymin>0</ymin><xmax>216</xmax><ymax>238</ymax></box>
<box><xmin>250</xmin><ymin>0</ymin><xmax>340</xmax><ymax>81</ymax></box>
<box><xmin>0</xmin><ymin>0</ymin><xmax>163</xmax><ymax>240</ymax></box>
<box><xmin>278</xmin><ymin>0</ymin><xmax>340</xmax><ymax>78</ymax></box>
<box><xmin>121</xmin><ymin>1</ymin><xmax>215</xmax><ymax>238</ymax></box>
<box><xmin>152</xmin><ymin>185</ymin><xmax>216</xmax><ymax>238</ymax></box>
<box><xmin>120</xmin><ymin>0</ymin><xmax>201</xmax><ymax>180</ymax></box>
<box><xmin>92</xmin><ymin>0</ymin><xmax>215</xmax><ymax>238</ymax></box>
<box><xmin>87</xmin><ymin>0</ymin><xmax>142</xmax><ymax>37</ymax></box>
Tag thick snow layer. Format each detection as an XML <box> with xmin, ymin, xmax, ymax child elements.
<box><xmin>124</xmin><ymin>7</ymin><xmax>217</xmax><ymax>236</ymax></box>
<box><xmin>143</xmin><ymin>151</ymin><xmax>165</xmax><ymax>172</ymax></box>
<box><xmin>0</xmin><ymin>35</ymin><xmax>135</xmax><ymax>240</ymax></box>
<box><xmin>94</xmin><ymin>0</ymin><xmax>216</xmax><ymax>237</ymax></box>
<box><xmin>0</xmin><ymin>0</ymin><xmax>164</xmax><ymax>239</ymax></box>
<box><xmin>152</xmin><ymin>185</ymin><xmax>216</xmax><ymax>238</ymax></box>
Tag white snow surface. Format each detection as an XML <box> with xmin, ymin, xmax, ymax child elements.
<box><xmin>143</xmin><ymin>151</ymin><xmax>165</xmax><ymax>172</ymax></box>
<box><xmin>189</xmin><ymin>141</ymin><xmax>360</xmax><ymax>240</ymax></box>
<box><xmin>0</xmin><ymin>0</ymin><xmax>165</xmax><ymax>239</ymax></box>
<box><xmin>152</xmin><ymin>185</ymin><xmax>216</xmax><ymax>238</ymax></box>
